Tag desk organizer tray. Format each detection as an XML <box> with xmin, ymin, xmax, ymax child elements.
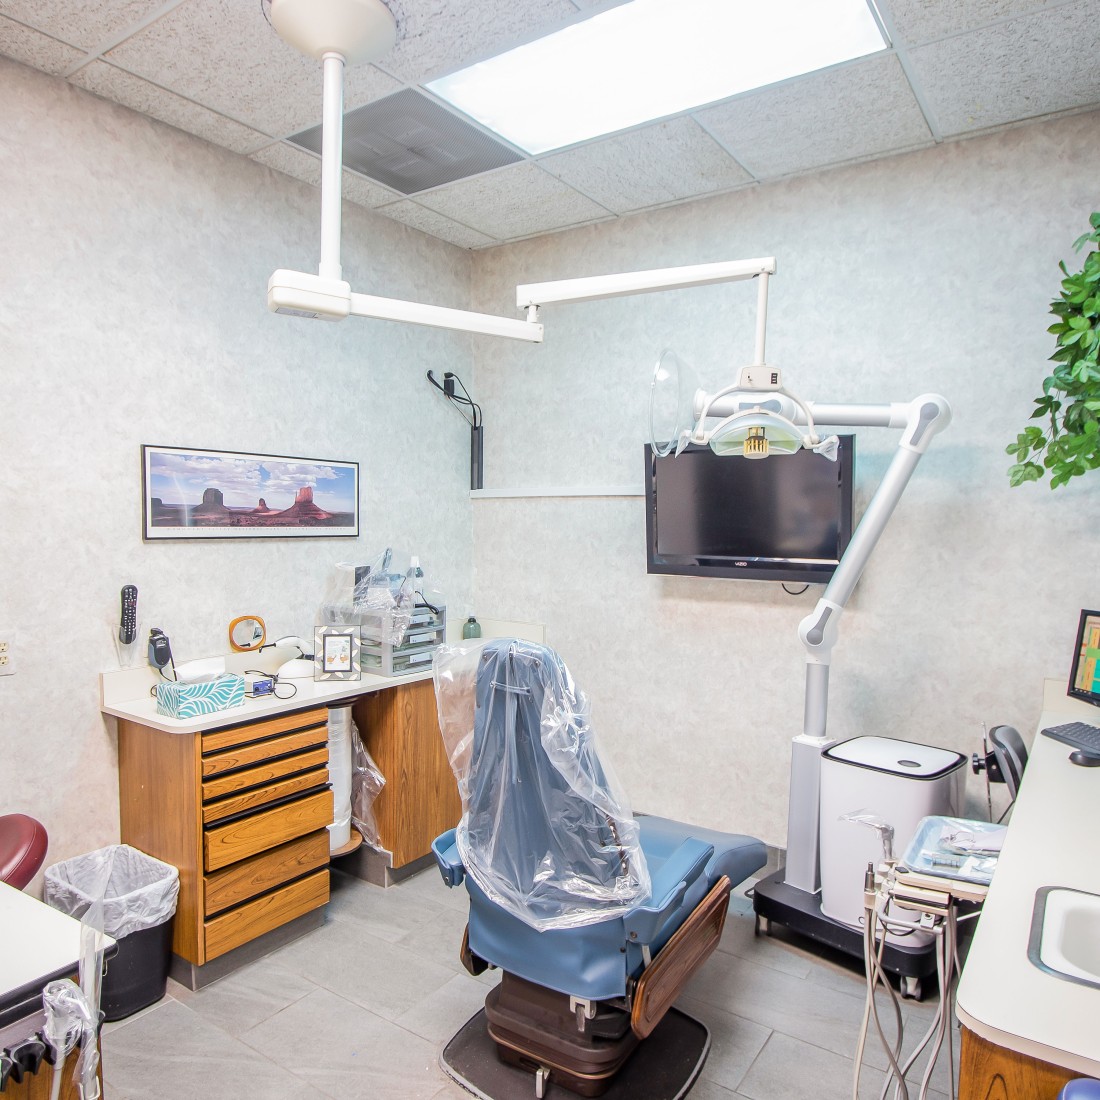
<box><xmin>362</xmin><ymin>604</ymin><xmax>446</xmax><ymax>677</ymax></box>
<box><xmin>156</xmin><ymin>673</ymin><xmax>246</xmax><ymax>719</ymax></box>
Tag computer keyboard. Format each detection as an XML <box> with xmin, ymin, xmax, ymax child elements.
<box><xmin>1041</xmin><ymin>721</ymin><xmax>1100</xmax><ymax>756</ymax></box>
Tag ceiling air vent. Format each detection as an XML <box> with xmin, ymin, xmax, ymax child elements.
<box><xmin>288</xmin><ymin>87</ymin><xmax>522</xmax><ymax>195</ymax></box>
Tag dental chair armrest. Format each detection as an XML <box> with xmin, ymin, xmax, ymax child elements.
<box><xmin>625</xmin><ymin>838</ymin><xmax>714</xmax><ymax>945</ymax></box>
<box><xmin>432</xmin><ymin>829</ymin><xmax>465</xmax><ymax>888</ymax></box>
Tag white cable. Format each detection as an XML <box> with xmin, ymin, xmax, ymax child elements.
<box><xmin>867</xmin><ymin>897</ymin><xmax>909</xmax><ymax>1100</ymax></box>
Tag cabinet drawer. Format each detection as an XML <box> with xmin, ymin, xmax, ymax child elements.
<box><xmin>204</xmin><ymin>789</ymin><xmax>334</xmax><ymax>871</ymax></box>
<box><xmin>204</xmin><ymin>831</ymin><xmax>329</xmax><ymax>916</ymax></box>
<box><xmin>202</xmin><ymin>707</ymin><xmax>328</xmax><ymax>754</ymax></box>
<box><xmin>202</xmin><ymin>746</ymin><xmax>329</xmax><ymax>801</ymax></box>
<box><xmin>202</xmin><ymin>726</ymin><xmax>328</xmax><ymax>778</ymax></box>
<box><xmin>204</xmin><ymin>869</ymin><xmax>329</xmax><ymax>961</ymax></box>
<box><xmin>203</xmin><ymin>767</ymin><xmax>329</xmax><ymax>825</ymax></box>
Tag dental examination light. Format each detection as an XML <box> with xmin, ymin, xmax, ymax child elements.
<box><xmin>266</xmin><ymin>0</ymin><xmax>544</xmax><ymax>343</ymax></box>
<box><xmin>519</xmin><ymin>254</ymin><xmax>953</xmax><ymax>912</ymax></box>
<box><xmin>654</xmin><ymin>345</ymin><xmax>951</xmax><ymax>896</ymax></box>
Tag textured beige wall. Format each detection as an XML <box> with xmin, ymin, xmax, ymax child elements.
<box><xmin>0</xmin><ymin>58</ymin><xmax>479</xmax><ymax>879</ymax></box>
<box><xmin>469</xmin><ymin>110</ymin><xmax>1100</xmax><ymax>847</ymax></box>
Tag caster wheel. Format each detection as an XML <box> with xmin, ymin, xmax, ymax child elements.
<box><xmin>900</xmin><ymin>976</ymin><xmax>922</xmax><ymax>1001</ymax></box>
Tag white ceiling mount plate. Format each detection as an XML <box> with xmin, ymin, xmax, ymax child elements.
<box><xmin>270</xmin><ymin>0</ymin><xmax>397</xmax><ymax>65</ymax></box>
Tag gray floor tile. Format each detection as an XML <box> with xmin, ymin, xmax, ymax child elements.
<box><xmin>397</xmin><ymin>865</ymin><xmax>471</xmax><ymax>913</ymax></box>
<box><xmin>685</xmin><ymin>1078</ymin><xmax>749</xmax><ymax>1100</ymax></box>
<box><xmin>241</xmin><ymin>985</ymin><xmax>445</xmax><ymax>1099</ymax></box>
<box><xmin>397</xmin><ymin>900</ymin><xmax>473</xmax><ymax>974</ymax></box>
<box><xmin>265</xmin><ymin>913</ymin><xmax>456</xmax><ymax>1020</ymax></box>
<box><xmin>718</xmin><ymin>909</ymin><xmax>814</xmax><ymax>979</ymax></box>
<box><xmin>327</xmin><ymin>868</ymin><xmax>447</xmax><ymax>942</ymax></box>
<box><xmin>166</xmin><ymin>957</ymin><xmax>318</xmax><ymax>1036</ymax></box>
<box><xmin>677</xmin><ymin>998</ymin><xmax>771</xmax><ymax>1094</ymax></box>
<box><xmin>394</xmin><ymin>971</ymin><xmax>489</xmax><ymax>1044</ymax></box>
<box><xmin>684</xmin><ymin>948</ymin><xmax>872</xmax><ymax>1062</ymax></box>
<box><xmin>101</xmin><ymin>998</ymin><xmax>328</xmax><ymax>1100</ymax></box>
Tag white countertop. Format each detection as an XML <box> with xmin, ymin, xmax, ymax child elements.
<box><xmin>100</xmin><ymin>664</ymin><xmax>434</xmax><ymax>734</ymax></box>
<box><xmin>955</xmin><ymin>679</ymin><xmax>1100</xmax><ymax>1076</ymax></box>
<box><xmin>99</xmin><ymin>620</ymin><xmax>546</xmax><ymax>735</ymax></box>
<box><xmin>0</xmin><ymin>882</ymin><xmax>113</xmax><ymax>1006</ymax></box>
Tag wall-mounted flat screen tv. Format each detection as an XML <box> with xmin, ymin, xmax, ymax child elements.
<box><xmin>644</xmin><ymin>437</ymin><xmax>855</xmax><ymax>584</ymax></box>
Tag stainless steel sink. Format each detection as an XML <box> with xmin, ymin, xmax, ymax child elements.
<box><xmin>1029</xmin><ymin>886</ymin><xmax>1100</xmax><ymax>989</ymax></box>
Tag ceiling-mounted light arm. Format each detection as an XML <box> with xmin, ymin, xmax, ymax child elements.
<box><xmin>754</xmin><ymin>271</ymin><xmax>770</xmax><ymax>366</ymax></box>
<box><xmin>517</xmin><ymin>257</ymin><xmax>777</xmax><ymax>310</ymax></box>
<box><xmin>266</xmin><ymin>0</ymin><xmax>543</xmax><ymax>342</ymax></box>
<box><xmin>319</xmin><ymin>50</ymin><xmax>345</xmax><ymax>282</ymax></box>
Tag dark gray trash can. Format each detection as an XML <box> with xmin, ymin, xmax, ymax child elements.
<box><xmin>44</xmin><ymin>844</ymin><xmax>180</xmax><ymax>1020</ymax></box>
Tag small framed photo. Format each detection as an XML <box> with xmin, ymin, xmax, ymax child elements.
<box><xmin>314</xmin><ymin>627</ymin><xmax>361</xmax><ymax>682</ymax></box>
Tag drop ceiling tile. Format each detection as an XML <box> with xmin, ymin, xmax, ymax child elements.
<box><xmin>104</xmin><ymin>0</ymin><xmax>401</xmax><ymax>138</ymax></box>
<box><xmin>538</xmin><ymin>117</ymin><xmax>752</xmax><ymax>214</ymax></box>
<box><xmin>695</xmin><ymin>54</ymin><xmax>933</xmax><ymax>180</ymax></box>
<box><xmin>0</xmin><ymin>0</ymin><xmax>169</xmax><ymax>52</ymax></box>
<box><xmin>341</xmin><ymin>169</ymin><xmax>402</xmax><ymax>209</ymax></box>
<box><xmin>376</xmin><ymin>200</ymin><xmax>498</xmax><ymax>249</ymax></box>
<box><xmin>0</xmin><ymin>15</ymin><xmax>84</xmax><ymax>74</ymax></box>
<box><xmin>250</xmin><ymin>141</ymin><xmax>321</xmax><ymax>186</ymax></box>
<box><xmin>414</xmin><ymin>162</ymin><xmax>610</xmax><ymax>240</ymax></box>
<box><xmin>878</xmin><ymin>0</ymin><xmax>1064</xmax><ymax>46</ymax></box>
<box><xmin>906</xmin><ymin>1</ymin><xmax>1100</xmax><ymax>135</ymax></box>
<box><xmin>69</xmin><ymin>60</ymin><xmax>270</xmax><ymax>153</ymax></box>
<box><xmin>379</xmin><ymin>0</ymin><xmax>579</xmax><ymax>84</ymax></box>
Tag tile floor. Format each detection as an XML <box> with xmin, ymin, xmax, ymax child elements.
<box><xmin>101</xmin><ymin>869</ymin><xmax>960</xmax><ymax>1099</ymax></box>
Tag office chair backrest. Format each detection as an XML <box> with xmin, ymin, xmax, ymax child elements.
<box><xmin>988</xmin><ymin>725</ymin><xmax>1027</xmax><ymax>801</ymax></box>
<box><xmin>458</xmin><ymin>639</ymin><xmax>649</xmax><ymax>931</ymax></box>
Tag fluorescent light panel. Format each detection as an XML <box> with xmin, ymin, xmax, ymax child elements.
<box><xmin>428</xmin><ymin>0</ymin><xmax>887</xmax><ymax>155</ymax></box>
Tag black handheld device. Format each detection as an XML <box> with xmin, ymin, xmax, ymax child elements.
<box><xmin>119</xmin><ymin>585</ymin><xmax>138</xmax><ymax>645</ymax></box>
<box><xmin>148</xmin><ymin>627</ymin><xmax>173</xmax><ymax>670</ymax></box>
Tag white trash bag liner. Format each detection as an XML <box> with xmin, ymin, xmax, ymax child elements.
<box><xmin>45</xmin><ymin>844</ymin><xmax>180</xmax><ymax>940</ymax></box>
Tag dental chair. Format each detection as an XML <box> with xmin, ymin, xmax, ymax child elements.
<box><xmin>432</xmin><ymin>639</ymin><xmax>767</xmax><ymax>1098</ymax></box>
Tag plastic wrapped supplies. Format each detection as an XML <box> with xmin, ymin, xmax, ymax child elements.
<box><xmin>433</xmin><ymin>638</ymin><xmax>650</xmax><ymax>932</ymax></box>
<box><xmin>351</xmin><ymin>727</ymin><xmax>386</xmax><ymax>849</ymax></box>
<box><xmin>318</xmin><ymin>550</ymin><xmax>443</xmax><ymax>648</ymax></box>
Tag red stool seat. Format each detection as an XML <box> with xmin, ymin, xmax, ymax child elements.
<box><xmin>0</xmin><ymin>814</ymin><xmax>48</xmax><ymax>890</ymax></box>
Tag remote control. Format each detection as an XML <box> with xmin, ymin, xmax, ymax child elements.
<box><xmin>119</xmin><ymin>585</ymin><xmax>138</xmax><ymax>645</ymax></box>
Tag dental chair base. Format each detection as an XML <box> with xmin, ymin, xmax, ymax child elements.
<box><xmin>476</xmin><ymin>875</ymin><xmax>731</xmax><ymax>1097</ymax></box>
<box><xmin>442</xmin><ymin>1001</ymin><xmax>710</xmax><ymax>1100</ymax></box>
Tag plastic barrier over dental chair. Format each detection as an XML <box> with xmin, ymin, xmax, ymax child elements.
<box><xmin>434</xmin><ymin>638</ymin><xmax>650</xmax><ymax>932</ymax></box>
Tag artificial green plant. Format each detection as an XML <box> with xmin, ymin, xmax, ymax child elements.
<box><xmin>1008</xmin><ymin>212</ymin><xmax>1100</xmax><ymax>489</ymax></box>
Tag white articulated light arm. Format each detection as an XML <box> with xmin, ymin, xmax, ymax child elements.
<box><xmin>785</xmin><ymin>394</ymin><xmax>952</xmax><ymax>892</ymax></box>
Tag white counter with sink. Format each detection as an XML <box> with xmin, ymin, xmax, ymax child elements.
<box><xmin>956</xmin><ymin>679</ymin><xmax>1100</xmax><ymax>1078</ymax></box>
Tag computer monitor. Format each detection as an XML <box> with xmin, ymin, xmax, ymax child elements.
<box><xmin>1067</xmin><ymin>608</ymin><xmax>1100</xmax><ymax>708</ymax></box>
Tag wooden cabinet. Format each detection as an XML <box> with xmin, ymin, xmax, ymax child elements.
<box><xmin>959</xmin><ymin>1026</ymin><xmax>1075</xmax><ymax>1100</ymax></box>
<box><xmin>117</xmin><ymin>706</ymin><xmax>333</xmax><ymax>974</ymax></box>
<box><xmin>353</xmin><ymin>678</ymin><xmax>461</xmax><ymax>871</ymax></box>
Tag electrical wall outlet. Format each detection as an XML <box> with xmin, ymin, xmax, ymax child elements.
<box><xmin>0</xmin><ymin>635</ymin><xmax>14</xmax><ymax>676</ymax></box>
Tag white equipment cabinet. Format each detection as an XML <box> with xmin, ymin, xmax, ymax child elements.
<box><xmin>819</xmin><ymin>736</ymin><xmax>965</xmax><ymax>936</ymax></box>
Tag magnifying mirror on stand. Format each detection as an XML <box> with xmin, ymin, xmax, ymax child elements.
<box><xmin>229</xmin><ymin>615</ymin><xmax>267</xmax><ymax>652</ymax></box>
<box><xmin>649</xmin><ymin>348</ymin><xmax>701</xmax><ymax>456</ymax></box>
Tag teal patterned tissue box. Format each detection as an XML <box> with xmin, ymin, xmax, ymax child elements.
<box><xmin>155</xmin><ymin>674</ymin><xmax>245</xmax><ymax>719</ymax></box>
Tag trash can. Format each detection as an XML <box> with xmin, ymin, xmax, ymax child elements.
<box><xmin>44</xmin><ymin>844</ymin><xmax>179</xmax><ymax>1021</ymax></box>
<box><xmin>819</xmin><ymin>736</ymin><xmax>965</xmax><ymax>940</ymax></box>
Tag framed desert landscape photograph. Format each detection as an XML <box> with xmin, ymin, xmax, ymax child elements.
<box><xmin>142</xmin><ymin>445</ymin><xmax>359</xmax><ymax>540</ymax></box>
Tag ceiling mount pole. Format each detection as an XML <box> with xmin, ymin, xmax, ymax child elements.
<box><xmin>319</xmin><ymin>51</ymin><xmax>346</xmax><ymax>282</ymax></box>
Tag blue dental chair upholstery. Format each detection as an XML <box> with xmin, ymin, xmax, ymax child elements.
<box><xmin>432</xmin><ymin>639</ymin><xmax>767</xmax><ymax>1095</ymax></box>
